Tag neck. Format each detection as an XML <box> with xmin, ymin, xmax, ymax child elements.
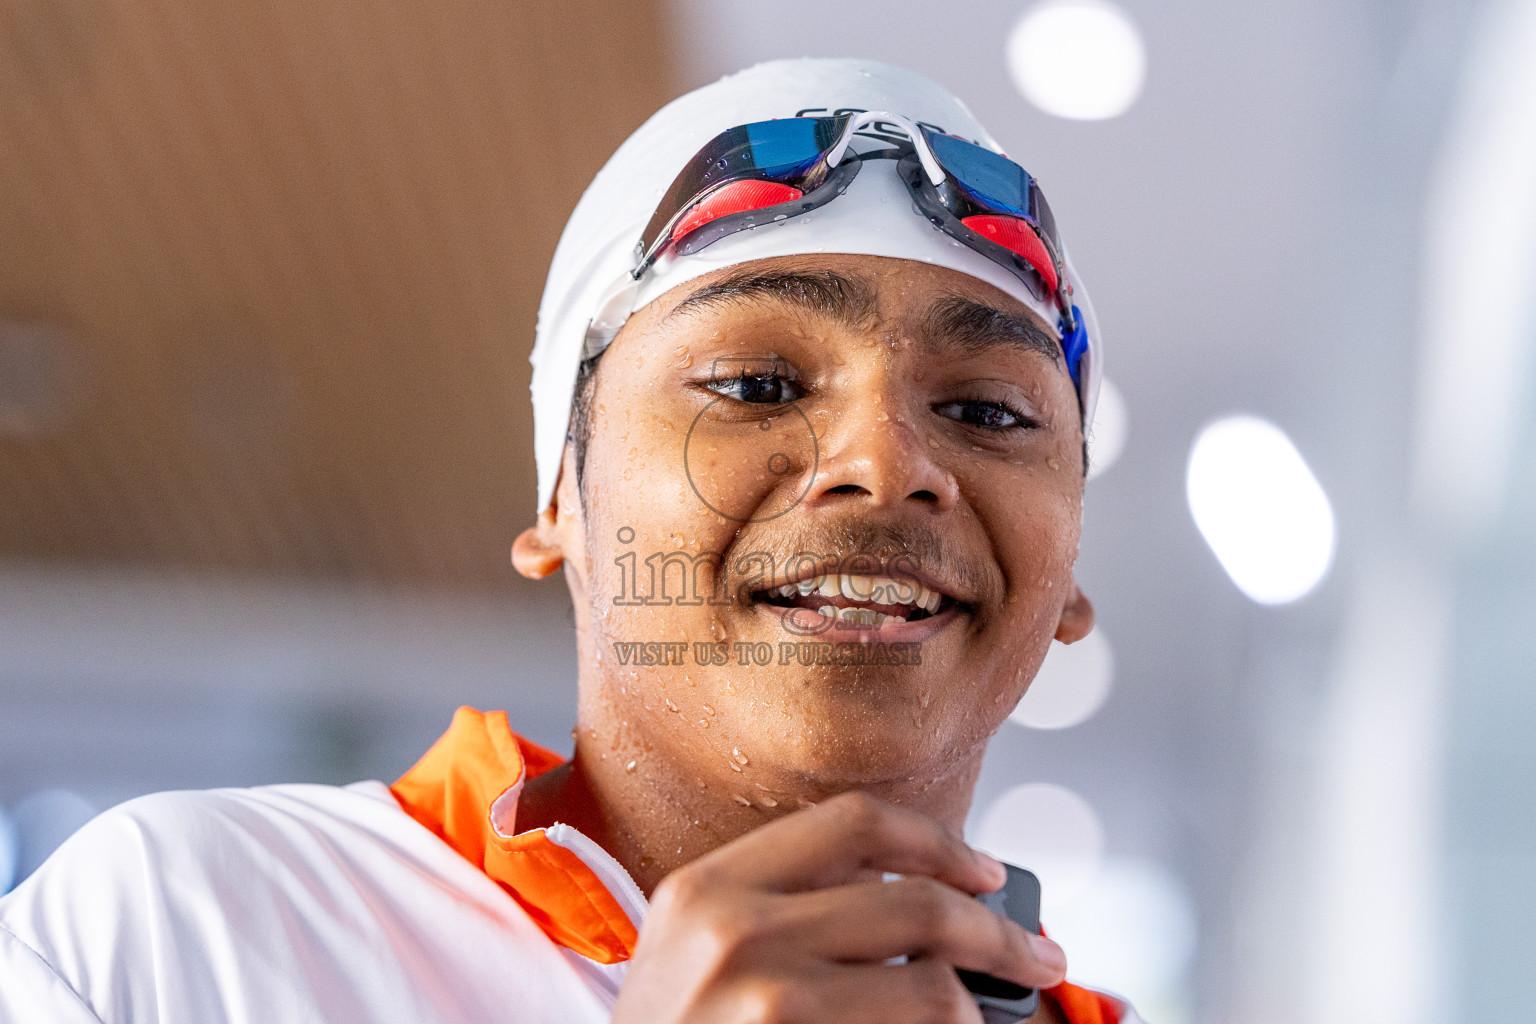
<box><xmin>516</xmin><ymin>706</ymin><xmax>988</xmax><ymax>895</ymax></box>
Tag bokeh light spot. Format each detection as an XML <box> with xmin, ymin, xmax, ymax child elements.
<box><xmin>973</xmin><ymin>782</ymin><xmax>1105</xmax><ymax>909</ymax></box>
<box><xmin>1011</xmin><ymin>628</ymin><xmax>1114</xmax><ymax>729</ymax></box>
<box><xmin>1186</xmin><ymin>415</ymin><xmax>1336</xmax><ymax>604</ymax></box>
<box><xmin>1087</xmin><ymin>377</ymin><xmax>1128</xmax><ymax>479</ymax></box>
<box><xmin>1007</xmin><ymin>0</ymin><xmax>1147</xmax><ymax>121</ymax></box>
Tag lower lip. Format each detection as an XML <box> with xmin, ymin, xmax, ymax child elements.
<box><xmin>758</xmin><ymin>601</ymin><xmax>965</xmax><ymax>645</ymax></box>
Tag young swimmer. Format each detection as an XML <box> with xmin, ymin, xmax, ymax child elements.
<box><xmin>0</xmin><ymin>60</ymin><xmax>1139</xmax><ymax>1023</ymax></box>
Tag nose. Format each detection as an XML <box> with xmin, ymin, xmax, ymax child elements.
<box><xmin>802</xmin><ymin>390</ymin><xmax>959</xmax><ymax>513</ymax></box>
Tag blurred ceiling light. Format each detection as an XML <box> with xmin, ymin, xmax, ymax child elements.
<box><xmin>1413</xmin><ymin>0</ymin><xmax>1536</xmax><ymax>538</ymax></box>
<box><xmin>972</xmin><ymin>782</ymin><xmax>1105</xmax><ymax>909</ymax></box>
<box><xmin>1011</xmin><ymin>628</ymin><xmax>1114</xmax><ymax>729</ymax></box>
<box><xmin>1006</xmin><ymin>0</ymin><xmax>1147</xmax><ymax>121</ymax></box>
<box><xmin>0</xmin><ymin>320</ymin><xmax>81</xmax><ymax>436</ymax></box>
<box><xmin>1044</xmin><ymin>857</ymin><xmax>1198</xmax><ymax>1024</ymax></box>
<box><xmin>1087</xmin><ymin>376</ymin><xmax>1128</xmax><ymax>479</ymax></box>
<box><xmin>12</xmin><ymin>788</ymin><xmax>96</xmax><ymax>885</ymax></box>
<box><xmin>1186</xmin><ymin>415</ymin><xmax>1335</xmax><ymax>604</ymax></box>
<box><xmin>0</xmin><ymin>805</ymin><xmax>17</xmax><ymax>894</ymax></box>
<box><xmin>1307</xmin><ymin>564</ymin><xmax>1449</xmax><ymax>1023</ymax></box>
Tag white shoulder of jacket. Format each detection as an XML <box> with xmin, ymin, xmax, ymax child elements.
<box><xmin>0</xmin><ymin>782</ymin><xmax>615</xmax><ymax>1024</ymax></box>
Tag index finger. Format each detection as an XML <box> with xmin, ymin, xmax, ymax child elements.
<box><xmin>700</xmin><ymin>791</ymin><xmax>1005</xmax><ymax>895</ymax></box>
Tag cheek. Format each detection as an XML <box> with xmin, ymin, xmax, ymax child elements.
<box><xmin>580</xmin><ymin>405</ymin><xmax>740</xmax><ymax>639</ymax></box>
<box><xmin>678</xmin><ymin>403</ymin><xmax>820</xmax><ymax>524</ymax></box>
<box><xmin>976</xmin><ymin>477</ymin><xmax>1084</xmax><ymax>650</ymax></box>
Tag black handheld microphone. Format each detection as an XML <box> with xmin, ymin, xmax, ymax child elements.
<box><xmin>957</xmin><ymin>862</ymin><xmax>1042</xmax><ymax>1022</ymax></box>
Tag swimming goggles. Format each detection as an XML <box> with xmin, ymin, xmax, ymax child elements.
<box><xmin>623</xmin><ymin>110</ymin><xmax>1090</xmax><ymax>394</ymax></box>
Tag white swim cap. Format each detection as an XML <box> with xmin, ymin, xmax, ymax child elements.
<box><xmin>530</xmin><ymin>57</ymin><xmax>1102</xmax><ymax>511</ymax></box>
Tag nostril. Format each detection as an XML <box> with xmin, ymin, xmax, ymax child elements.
<box><xmin>909</xmin><ymin>489</ymin><xmax>940</xmax><ymax>504</ymax></box>
<box><xmin>826</xmin><ymin>484</ymin><xmax>865</xmax><ymax>496</ymax></box>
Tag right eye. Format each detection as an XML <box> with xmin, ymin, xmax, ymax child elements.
<box><xmin>705</xmin><ymin>372</ymin><xmax>805</xmax><ymax>404</ymax></box>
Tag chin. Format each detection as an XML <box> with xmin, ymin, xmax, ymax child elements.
<box><xmin>744</xmin><ymin>696</ymin><xmax>991</xmax><ymax>790</ymax></box>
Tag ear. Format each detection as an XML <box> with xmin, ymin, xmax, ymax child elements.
<box><xmin>1053</xmin><ymin>582</ymin><xmax>1095</xmax><ymax>644</ymax></box>
<box><xmin>512</xmin><ymin>445</ymin><xmax>584</xmax><ymax>580</ymax></box>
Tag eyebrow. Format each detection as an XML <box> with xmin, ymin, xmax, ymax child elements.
<box><xmin>666</xmin><ymin>269</ymin><xmax>1062</xmax><ymax>365</ymax></box>
<box><xmin>665</xmin><ymin>269</ymin><xmax>878</xmax><ymax>328</ymax></box>
<box><xmin>919</xmin><ymin>295</ymin><xmax>1062</xmax><ymax>365</ymax></box>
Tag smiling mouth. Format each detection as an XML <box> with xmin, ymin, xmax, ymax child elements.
<box><xmin>753</xmin><ymin>573</ymin><xmax>961</xmax><ymax>628</ymax></box>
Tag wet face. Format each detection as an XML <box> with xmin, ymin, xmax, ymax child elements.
<box><xmin>518</xmin><ymin>253</ymin><xmax>1092</xmax><ymax>807</ymax></box>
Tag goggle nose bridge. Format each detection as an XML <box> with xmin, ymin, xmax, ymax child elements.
<box><xmin>825</xmin><ymin>110</ymin><xmax>947</xmax><ymax>189</ymax></box>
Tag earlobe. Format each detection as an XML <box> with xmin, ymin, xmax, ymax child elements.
<box><xmin>512</xmin><ymin>515</ymin><xmax>564</xmax><ymax>579</ymax></box>
<box><xmin>1053</xmin><ymin>583</ymin><xmax>1095</xmax><ymax>644</ymax></box>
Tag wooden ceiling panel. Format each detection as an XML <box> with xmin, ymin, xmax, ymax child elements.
<box><xmin>0</xmin><ymin>0</ymin><xmax>674</xmax><ymax>586</ymax></box>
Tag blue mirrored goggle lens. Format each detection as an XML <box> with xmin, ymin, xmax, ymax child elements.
<box><xmin>741</xmin><ymin>117</ymin><xmax>838</xmax><ymax>175</ymax></box>
<box><xmin>922</xmin><ymin>129</ymin><xmax>1033</xmax><ymax>220</ymax></box>
<box><xmin>640</xmin><ymin>117</ymin><xmax>847</xmax><ymax>263</ymax></box>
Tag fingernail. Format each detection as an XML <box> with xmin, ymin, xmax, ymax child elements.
<box><xmin>974</xmin><ymin>849</ymin><xmax>1007</xmax><ymax>886</ymax></box>
<box><xmin>1028</xmin><ymin>933</ymin><xmax>1068</xmax><ymax>976</ymax></box>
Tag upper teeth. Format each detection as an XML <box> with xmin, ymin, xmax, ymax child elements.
<box><xmin>773</xmin><ymin>574</ymin><xmax>942</xmax><ymax>613</ymax></box>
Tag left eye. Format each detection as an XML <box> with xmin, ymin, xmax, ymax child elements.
<box><xmin>934</xmin><ymin>400</ymin><xmax>1031</xmax><ymax>430</ymax></box>
<box><xmin>706</xmin><ymin>373</ymin><xmax>804</xmax><ymax>404</ymax></box>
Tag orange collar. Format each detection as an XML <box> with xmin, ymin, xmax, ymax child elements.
<box><xmin>389</xmin><ymin>706</ymin><xmax>639</xmax><ymax>964</ymax></box>
<box><xmin>391</xmin><ymin>708</ymin><xmax>1122</xmax><ymax>1023</ymax></box>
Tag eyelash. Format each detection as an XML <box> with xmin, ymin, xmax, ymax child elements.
<box><xmin>703</xmin><ymin>371</ymin><xmax>804</xmax><ymax>404</ymax></box>
<box><xmin>933</xmin><ymin>399</ymin><xmax>1037</xmax><ymax>431</ymax></box>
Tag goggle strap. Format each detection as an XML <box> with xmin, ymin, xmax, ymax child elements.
<box><xmin>582</xmin><ymin>275</ymin><xmax>642</xmax><ymax>360</ymax></box>
<box><xmin>1060</xmin><ymin>305</ymin><xmax>1089</xmax><ymax>392</ymax></box>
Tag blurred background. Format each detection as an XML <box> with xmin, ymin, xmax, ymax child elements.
<box><xmin>2</xmin><ymin>0</ymin><xmax>1534</xmax><ymax>1020</ymax></box>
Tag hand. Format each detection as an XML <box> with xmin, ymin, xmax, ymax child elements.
<box><xmin>611</xmin><ymin>792</ymin><xmax>1069</xmax><ymax>1024</ymax></box>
